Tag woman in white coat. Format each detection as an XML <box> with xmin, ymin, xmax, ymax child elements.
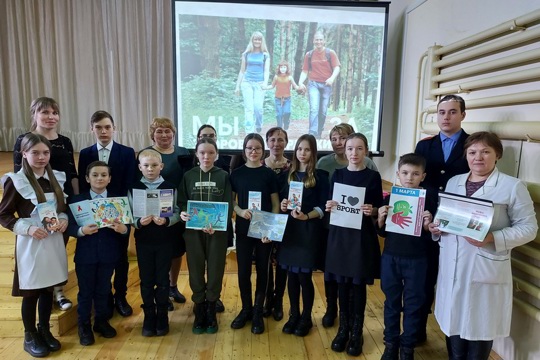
<box><xmin>429</xmin><ymin>131</ymin><xmax>537</xmax><ymax>360</ymax></box>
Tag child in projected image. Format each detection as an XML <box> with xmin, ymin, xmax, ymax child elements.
<box><xmin>264</xmin><ymin>60</ymin><xmax>299</xmax><ymax>131</ymax></box>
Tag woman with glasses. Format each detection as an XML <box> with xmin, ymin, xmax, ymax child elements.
<box><xmin>229</xmin><ymin>133</ymin><xmax>280</xmax><ymax>334</ymax></box>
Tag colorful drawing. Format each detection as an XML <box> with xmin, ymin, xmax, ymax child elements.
<box><xmin>186</xmin><ymin>201</ymin><xmax>229</xmax><ymax>232</ymax></box>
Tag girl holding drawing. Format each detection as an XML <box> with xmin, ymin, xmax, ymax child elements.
<box><xmin>179</xmin><ymin>137</ymin><xmax>232</xmax><ymax>335</ymax></box>
<box><xmin>279</xmin><ymin>134</ymin><xmax>329</xmax><ymax>337</ymax></box>
<box><xmin>0</xmin><ymin>133</ymin><xmax>68</xmax><ymax>357</ymax></box>
<box><xmin>230</xmin><ymin>133</ymin><xmax>280</xmax><ymax>334</ymax></box>
<box><xmin>325</xmin><ymin>132</ymin><xmax>383</xmax><ymax>357</ymax></box>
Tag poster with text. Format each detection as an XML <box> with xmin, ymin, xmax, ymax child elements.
<box><xmin>70</xmin><ymin>197</ymin><xmax>133</xmax><ymax>228</ymax></box>
<box><xmin>329</xmin><ymin>183</ymin><xmax>366</xmax><ymax>230</ymax></box>
<box><xmin>287</xmin><ymin>181</ymin><xmax>303</xmax><ymax>210</ymax></box>
<box><xmin>434</xmin><ymin>192</ymin><xmax>494</xmax><ymax>241</ymax></box>
<box><xmin>132</xmin><ymin>188</ymin><xmax>175</xmax><ymax>218</ymax></box>
<box><xmin>385</xmin><ymin>186</ymin><xmax>426</xmax><ymax>237</ymax></box>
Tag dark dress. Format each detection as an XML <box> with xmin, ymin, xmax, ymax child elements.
<box><xmin>13</xmin><ymin>133</ymin><xmax>77</xmax><ymax>197</ymax></box>
<box><xmin>278</xmin><ymin>169</ymin><xmax>329</xmax><ymax>271</ymax></box>
<box><xmin>325</xmin><ymin>167</ymin><xmax>383</xmax><ymax>285</ymax></box>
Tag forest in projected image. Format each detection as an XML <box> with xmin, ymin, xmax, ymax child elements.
<box><xmin>175</xmin><ymin>1</ymin><xmax>388</xmax><ymax>151</ymax></box>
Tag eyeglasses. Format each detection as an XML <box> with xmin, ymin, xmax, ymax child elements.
<box><xmin>199</xmin><ymin>133</ymin><xmax>216</xmax><ymax>139</ymax></box>
<box><xmin>245</xmin><ymin>147</ymin><xmax>263</xmax><ymax>153</ymax></box>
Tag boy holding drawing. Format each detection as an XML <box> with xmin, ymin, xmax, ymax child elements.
<box><xmin>376</xmin><ymin>153</ymin><xmax>435</xmax><ymax>360</ymax></box>
<box><xmin>130</xmin><ymin>149</ymin><xmax>181</xmax><ymax>337</ymax></box>
<box><xmin>67</xmin><ymin>161</ymin><xmax>129</xmax><ymax>346</ymax></box>
<box><xmin>179</xmin><ymin>138</ymin><xmax>232</xmax><ymax>334</ymax></box>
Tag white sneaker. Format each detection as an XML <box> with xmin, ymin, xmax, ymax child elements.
<box><xmin>56</xmin><ymin>293</ymin><xmax>72</xmax><ymax>311</ymax></box>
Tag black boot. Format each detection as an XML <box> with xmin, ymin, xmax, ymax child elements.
<box><xmin>193</xmin><ymin>302</ymin><xmax>207</xmax><ymax>334</ymax></box>
<box><xmin>23</xmin><ymin>331</ymin><xmax>50</xmax><ymax>358</ymax></box>
<box><xmin>251</xmin><ymin>305</ymin><xmax>265</xmax><ymax>334</ymax></box>
<box><xmin>381</xmin><ymin>342</ymin><xmax>399</xmax><ymax>360</ymax></box>
<box><xmin>141</xmin><ymin>304</ymin><xmax>157</xmax><ymax>337</ymax></box>
<box><xmin>272</xmin><ymin>295</ymin><xmax>284</xmax><ymax>321</ymax></box>
<box><xmin>294</xmin><ymin>312</ymin><xmax>313</xmax><ymax>337</ymax></box>
<box><xmin>400</xmin><ymin>347</ymin><xmax>415</xmax><ymax>360</ymax></box>
<box><xmin>206</xmin><ymin>301</ymin><xmax>218</xmax><ymax>334</ymax></box>
<box><xmin>322</xmin><ymin>280</ymin><xmax>338</xmax><ymax>328</ymax></box>
<box><xmin>282</xmin><ymin>306</ymin><xmax>300</xmax><ymax>334</ymax></box>
<box><xmin>37</xmin><ymin>323</ymin><xmax>61</xmax><ymax>351</ymax></box>
<box><xmin>331</xmin><ymin>312</ymin><xmax>349</xmax><ymax>352</ymax></box>
<box><xmin>347</xmin><ymin>315</ymin><xmax>364</xmax><ymax>357</ymax></box>
<box><xmin>156</xmin><ymin>304</ymin><xmax>169</xmax><ymax>336</ymax></box>
<box><xmin>231</xmin><ymin>307</ymin><xmax>253</xmax><ymax>329</ymax></box>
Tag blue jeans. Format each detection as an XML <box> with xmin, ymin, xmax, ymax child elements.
<box><xmin>241</xmin><ymin>81</ymin><xmax>265</xmax><ymax>132</ymax></box>
<box><xmin>308</xmin><ymin>80</ymin><xmax>332</xmax><ymax>135</ymax></box>
<box><xmin>381</xmin><ymin>253</ymin><xmax>427</xmax><ymax>348</ymax></box>
<box><xmin>274</xmin><ymin>97</ymin><xmax>291</xmax><ymax>128</ymax></box>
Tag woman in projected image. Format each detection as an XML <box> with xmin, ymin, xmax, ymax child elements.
<box><xmin>429</xmin><ymin>132</ymin><xmax>537</xmax><ymax>360</ymax></box>
<box><xmin>235</xmin><ymin>31</ymin><xmax>271</xmax><ymax>134</ymax></box>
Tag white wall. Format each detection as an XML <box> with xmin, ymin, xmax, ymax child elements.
<box><xmin>391</xmin><ymin>1</ymin><xmax>540</xmax><ymax>359</ymax></box>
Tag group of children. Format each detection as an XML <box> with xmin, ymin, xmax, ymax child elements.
<box><xmin>1</xmin><ymin>119</ymin><xmax>436</xmax><ymax>360</ymax></box>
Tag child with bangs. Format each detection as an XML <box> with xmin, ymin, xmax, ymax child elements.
<box><xmin>264</xmin><ymin>60</ymin><xmax>299</xmax><ymax>130</ymax></box>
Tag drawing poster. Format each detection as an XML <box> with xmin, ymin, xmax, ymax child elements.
<box><xmin>329</xmin><ymin>183</ymin><xmax>366</xmax><ymax>230</ymax></box>
<box><xmin>287</xmin><ymin>181</ymin><xmax>303</xmax><ymax>210</ymax></box>
<box><xmin>385</xmin><ymin>186</ymin><xmax>426</xmax><ymax>237</ymax></box>
<box><xmin>247</xmin><ymin>211</ymin><xmax>288</xmax><ymax>242</ymax></box>
<box><xmin>186</xmin><ymin>201</ymin><xmax>229</xmax><ymax>231</ymax></box>
<box><xmin>70</xmin><ymin>197</ymin><xmax>133</xmax><ymax>228</ymax></box>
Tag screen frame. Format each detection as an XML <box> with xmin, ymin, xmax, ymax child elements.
<box><xmin>172</xmin><ymin>0</ymin><xmax>390</xmax><ymax>157</ymax></box>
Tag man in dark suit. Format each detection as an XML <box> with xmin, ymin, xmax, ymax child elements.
<box><xmin>414</xmin><ymin>95</ymin><xmax>470</xmax><ymax>344</ymax></box>
<box><xmin>78</xmin><ymin>111</ymin><xmax>137</xmax><ymax>317</ymax></box>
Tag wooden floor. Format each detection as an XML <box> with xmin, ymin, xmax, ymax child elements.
<box><xmin>0</xmin><ymin>151</ymin><xmax>502</xmax><ymax>359</ymax></box>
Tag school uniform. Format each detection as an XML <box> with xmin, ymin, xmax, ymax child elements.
<box><xmin>78</xmin><ymin>141</ymin><xmax>136</xmax><ymax>303</ymax></box>
<box><xmin>67</xmin><ymin>190</ymin><xmax>128</xmax><ymax>326</ymax></box>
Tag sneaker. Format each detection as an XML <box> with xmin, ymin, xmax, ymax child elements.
<box><xmin>168</xmin><ymin>298</ymin><xmax>174</xmax><ymax>312</ymax></box>
<box><xmin>56</xmin><ymin>296</ymin><xmax>72</xmax><ymax>311</ymax></box>
<box><xmin>216</xmin><ymin>299</ymin><xmax>225</xmax><ymax>313</ymax></box>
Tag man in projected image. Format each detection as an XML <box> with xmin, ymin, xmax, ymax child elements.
<box><xmin>298</xmin><ymin>31</ymin><xmax>341</xmax><ymax>138</ymax></box>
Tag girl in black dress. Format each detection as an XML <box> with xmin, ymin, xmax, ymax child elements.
<box><xmin>230</xmin><ymin>133</ymin><xmax>280</xmax><ymax>334</ymax></box>
<box><xmin>279</xmin><ymin>134</ymin><xmax>328</xmax><ymax>337</ymax></box>
<box><xmin>325</xmin><ymin>133</ymin><xmax>383</xmax><ymax>356</ymax></box>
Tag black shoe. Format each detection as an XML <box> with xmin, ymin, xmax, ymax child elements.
<box><xmin>251</xmin><ymin>308</ymin><xmax>265</xmax><ymax>334</ymax></box>
<box><xmin>282</xmin><ymin>314</ymin><xmax>300</xmax><ymax>334</ymax></box>
<box><xmin>231</xmin><ymin>308</ymin><xmax>253</xmax><ymax>329</ymax></box>
<box><xmin>141</xmin><ymin>304</ymin><xmax>157</xmax><ymax>337</ymax></box>
<box><xmin>115</xmin><ymin>297</ymin><xmax>133</xmax><ymax>317</ymax></box>
<box><xmin>169</xmin><ymin>286</ymin><xmax>186</xmax><ymax>303</ymax></box>
<box><xmin>37</xmin><ymin>324</ymin><xmax>61</xmax><ymax>351</ymax></box>
<box><xmin>23</xmin><ymin>331</ymin><xmax>50</xmax><ymax>358</ymax></box>
<box><xmin>78</xmin><ymin>323</ymin><xmax>95</xmax><ymax>346</ymax></box>
<box><xmin>400</xmin><ymin>347</ymin><xmax>415</xmax><ymax>360</ymax></box>
<box><xmin>168</xmin><ymin>298</ymin><xmax>174</xmax><ymax>312</ymax></box>
<box><xmin>216</xmin><ymin>299</ymin><xmax>225</xmax><ymax>313</ymax></box>
<box><xmin>206</xmin><ymin>301</ymin><xmax>218</xmax><ymax>334</ymax></box>
<box><xmin>381</xmin><ymin>342</ymin><xmax>399</xmax><ymax>360</ymax></box>
<box><xmin>322</xmin><ymin>304</ymin><xmax>337</xmax><ymax>328</ymax></box>
<box><xmin>294</xmin><ymin>316</ymin><xmax>313</xmax><ymax>337</ymax></box>
<box><xmin>272</xmin><ymin>297</ymin><xmax>283</xmax><ymax>321</ymax></box>
<box><xmin>93</xmin><ymin>320</ymin><xmax>117</xmax><ymax>338</ymax></box>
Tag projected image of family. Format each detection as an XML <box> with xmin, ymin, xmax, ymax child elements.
<box><xmin>175</xmin><ymin>4</ymin><xmax>386</xmax><ymax>151</ymax></box>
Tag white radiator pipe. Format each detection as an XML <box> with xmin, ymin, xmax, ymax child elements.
<box><xmin>432</xmin><ymin>49</ymin><xmax>540</xmax><ymax>83</ymax></box>
<box><xmin>433</xmin><ymin>9</ymin><xmax>540</xmax><ymax>56</ymax></box>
